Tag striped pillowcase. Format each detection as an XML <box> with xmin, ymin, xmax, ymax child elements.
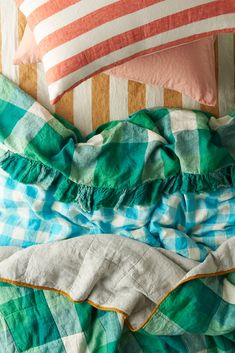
<box><xmin>17</xmin><ymin>0</ymin><xmax>235</xmax><ymax>105</ymax></box>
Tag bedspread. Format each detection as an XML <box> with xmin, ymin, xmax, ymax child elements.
<box><xmin>0</xmin><ymin>75</ymin><xmax>234</xmax><ymax>352</ymax></box>
<box><xmin>1</xmin><ymin>75</ymin><xmax>235</xmax><ymax>211</ymax></box>
<box><xmin>0</xmin><ymin>275</ymin><xmax>234</xmax><ymax>353</ymax></box>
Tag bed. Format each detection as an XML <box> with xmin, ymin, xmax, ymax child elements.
<box><xmin>0</xmin><ymin>1</ymin><xmax>235</xmax><ymax>353</ymax></box>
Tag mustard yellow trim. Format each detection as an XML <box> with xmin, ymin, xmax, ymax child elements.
<box><xmin>0</xmin><ymin>268</ymin><xmax>234</xmax><ymax>332</ymax></box>
<box><xmin>130</xmin><ymin>268</ymin><xmax>235</xmax><ymax>331</ymax></box>
<box><xmin>0</xmin><ymin>278</ymin><xmax>129</xmax><ymax>317</ymax></box>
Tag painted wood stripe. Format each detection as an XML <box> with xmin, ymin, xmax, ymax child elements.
<box><xmin>37</xmin><ymin>63</ymin><xmax>54</xmax><ymax>112</ymax></box>
<box><xmin>201</xmin><ymin>37</ymin><xmax>219</xmax><ymax>117</ymax></box>
<box><xmin>18</xmin><ymin>11</ymin><xmax>37</xmax><ymax>100</ymax></box>
<box><xmin>128</xmin><ymin>80</ymin><xmax>146</xmax><ymax>115</ymax></box>
<box><xmin>146</xmin><ymin>85</ymin><xmax>164</xmax><ymax>109</ymax></box>
<box><xmin>109</xmin><ymin>76</ymin><xmax>128</xmax><ymax>121</ymax></box>
<box><xmin>92</xmin><ymin>73</ymin><xmax>110</xmax><ymax>129</ymax></box>
<box><xmin>73</xmin><ymin>80</ymin><xmax>92</xmax><ymax>136</ymax></box>
<box><xmin>164</xmin><ymin>88</ymin><xmax>182</xmax><ymax>108</ymax></box>
<box><xmin>0</xmin><ymin>1</ymin><xmax>19</xmax><ymax>83</ymax></box>
<box><xmin>55</xmin><ymin>90</ymin><xmax>74</xmax><ymax>124</ymax></box>
<box><xmin>182</xmin><ymin>95</ymin><xmax>200</xmax><ymax>110</ymax></box>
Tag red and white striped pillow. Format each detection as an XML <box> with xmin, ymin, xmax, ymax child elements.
<box><xmin>17</xmin><ymin>0</ymin><xmax>235</xmax><ymax>105</ymax></box>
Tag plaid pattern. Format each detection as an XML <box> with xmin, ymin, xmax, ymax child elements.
<box><xmin>0</xmin><ymin>75</ymin><xmax>234</xmax><ymax>353</ymax></box>
<box><xmin>1</xmin><ymin>75</ymin><xmax>235</xmax><ymax>211</ymax></box>
<box><xmin>1</xmin><ymin>168</ymin><xmax>235</xmax><ymax>261</ymax></box>
<box><xmin>0</xmin><ymin>274</ymin><xmax>234</xmax><ymax>353</ymax></box>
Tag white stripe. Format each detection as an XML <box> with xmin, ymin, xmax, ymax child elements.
<box><xmin>218</xmin><ymin>33</ymin><xmax>235</xmax><ymax>116</ymax></box>
<box><xmin>0</xmin><ymin>0</ymin><xmax>19</xmax><ymax>83</ymax></box>
<box><xmin>73</xmin><ymin>80</ymin><xmax>92</xmax><ymax>136</ymax></box>
<box><xmin>34</xmin><ymin>0</ymin><xmax>213</xmax><ymax>44</ymax></box>
<box><xmin>182</xmin><ymin>95</ymin><xmax>200</xmax><ymax>110</ymax></box>
<box><xmin>109</xmin><ymin>76</ymin><xmax>128</xmax><ymax>120</ymax></box>
<box><xmin>20</xmin><ymin>0</ymin><xmax>49</xmax><ymax>18</ymax></box>
<box><xmin>48</xmin><ymin>14</ymin><xmax>235</xmax><ymax>102</ymax></box>
<box><xmin>40</xmin><ymin>0</ymin><xmax>212</xmax><ymax>70</ymax></box>
<box><xmin>37</xmin><ymin>63</ymin><xmax>54</xmax><ymax>111</ymax></box>
<box><xmin>146</xmin><ymin>85</ymin><xmax>164</xmax><ymax>108</ymax></box>
<box><xmin>34</xmin><ymin>0</ymin><xmax>116</xmax><ymax>43</ymax></box>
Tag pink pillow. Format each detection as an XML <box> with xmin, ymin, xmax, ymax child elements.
<box><xmin>17</xmin><ymin>0</ymin><xmax>233</xmax><ymax>105</ymax></box>
<box><xmin>106</xmin><ymin>37</ymin><xmax>217</xmax><ymax>106</ymax></box>
<box><xmin>14</xmin><ymin>27</ymin><xmax>216</xmax><ymax>106</ymax></box>
<box><xmin>14</xmin><ymin>24</ymin><xmax>40</xmax><ymax>65</ymax></box>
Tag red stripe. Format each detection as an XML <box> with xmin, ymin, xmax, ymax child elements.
<box><xmin>27</xmin><ymin>0</ymin><xmax>81</xmax><ymax>28</ymax></box>
<box><xmin>49</xmin><ymin>28</ymin><xmax>235</xmax><ymax>105</ymax></box>
<box><xmin>46</xmin><ymin>0</ymin><xmax>235</xmax><ymax>83</ymax></box>
<box><xmin>38</xmin><ymin>0</ymin><xmax>163</xmax><ymax>55</ymax></box>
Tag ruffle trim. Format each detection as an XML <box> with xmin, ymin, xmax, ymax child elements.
<box><xmin>1</xmin><ymin>150</ymin><xmax>235</xmax><ymax>211</ymax></box>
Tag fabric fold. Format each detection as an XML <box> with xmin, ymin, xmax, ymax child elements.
<box><xmin>0</xmin><ymin>75</ymin><xmax>235</xmax><ymax>352</ymax></box>
<box><xmin>0</xmin><ymin>234</ymin><xmax>234</xmax><ymax>331</ymax></box>
<box><xmin>1</xmin><ymin>75</ymin><xmax>235</xmax><ymax>211</ymax></box>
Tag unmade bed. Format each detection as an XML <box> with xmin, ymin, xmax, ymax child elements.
<box><xmin>0</xmin><ymin>1</ymin><xmax>235</xmax><ymax>353</ymax></box>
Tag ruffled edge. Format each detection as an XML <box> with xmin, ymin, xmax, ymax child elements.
<box><xmin>1</xmin><ymin>149</ymin><xmax>235</xmax><ymax>211</ymax></box>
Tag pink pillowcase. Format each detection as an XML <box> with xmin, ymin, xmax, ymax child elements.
<box><xmin>106</xmin><ymin>37</ymin><xmax>217</xmax><ymax>106</ymax></box>
<box><xmin>14</xmin><ymin>27</ymin><xmax>216</xmax><ymax>106</ymax></box>
<box><xmin>14</xmin><ymin>25</ymin><xmax>40</xmax><ymax>65</ymax></box>
<box><xmin>16</xmin><ymin>0</ymin><xmax>234</xmax><ymax>105</ymax></box>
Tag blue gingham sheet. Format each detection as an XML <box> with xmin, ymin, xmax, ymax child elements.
<box><xmin>0</xmin><ymin>168</ymin><xmax>234</xmax><ymax>262</ymax></box>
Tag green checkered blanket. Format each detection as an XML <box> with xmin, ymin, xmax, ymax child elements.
<box><xmin>0</xmin><ymin>75</ymin><xmax>234</xmax><ymax>353</ymax></box>
<box><xmin>0</xmin><ymin>275</ymin><xmax>234</xmax><ymax>353</ymax></box>
<box><xmin>1</xmin><ymin>75</ymin><xmax>235</xmax><ymax>211</ymax></box>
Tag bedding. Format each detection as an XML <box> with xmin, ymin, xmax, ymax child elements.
<box><xmin>0</xmin><ymin>75</ymin><xmax>234</xmax><ymax>352</ymax></box>
<box><xmin>14</xmin><ymin>26</ymin><xmax>217</xmax><ymax>106</ymax></box>
<box><xmin>106</xmin><ymin>37</ymin><xmax>217</xmax><ymax>106</ymax></box>
<box><xmin>2</xmin><ymin>74</ymin><xmax>235</xmax><ymax>212</ymax></box>
<box><xmin>16</xmin><ymin>29</ymin><xmax>217</xmax><ymax>107</ymax></box>
<box><xmin>16</xmin><ymin>0</ymin><xmax>235</xmax><ymax>104</ymax></box>
<box><xmin>14</xmin><ymin>24</ymin><xmax>40</xmax><ymax>65</ymax></box>
<box><xmin>1</xmin><ymin>2</ymin><xmax>235</xmax><ymax>132</ymax></box>
<box><xmin>1</xmin><ymin>277</ymin><xmax>235</xmax><ymax>353</ymax></box>
<box><xmin>2</xmin><ymin>166</ymin><xmax>235</xmax><ymax>261</ymax></box>
<box><xmin>0</xmin><ymin>2</ymin><xmax>235</xmax><ymax>351</ymax></box>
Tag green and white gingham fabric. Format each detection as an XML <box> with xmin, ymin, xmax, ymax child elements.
<box><xmin>0</xmin><ymin>274</ymin><xmax>234</xmax><ymax>353</ymax></box>
<box><xmin>0</xmin><ymin>75</ymin><xmax>234</xmax><ymax>353</ymax></box>
<box><xmin>1</xmin><ymin>74</ymin><xmax>235</xmax><ymax>211</ymax></box>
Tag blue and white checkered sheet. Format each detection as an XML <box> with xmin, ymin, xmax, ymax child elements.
<box><xmin>0</xmin><ymin>168</ymin><xmax>234</xmax><ymax>262</ymax></box>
